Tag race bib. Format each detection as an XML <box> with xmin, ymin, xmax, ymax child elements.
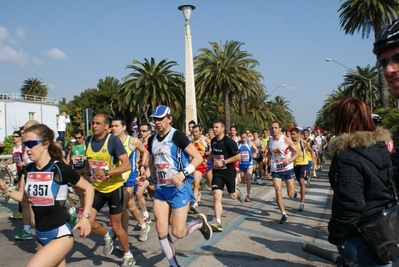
<box><xmin>88</xmin><ymin>160</ymin><xmax>110</xmax><ymax>181</ymax></box>
<box><xmin>214</xmin><ymin>155</ymin><xmax>226</xmax><ymax>169</ymax></box>
<box><xmin>25</xmin><ymin>172</ymin><xmax>54</xmax><ymax>206</ymax></box>
<box><xmin>240</xmin><ymin>151</ymin><xmax>250</xmax><ymax>162</ymax></box>
<box><xmin>72</xmin><ymin>155</ymin><xmax>84</xmax><ymax>168</ymax></box>
<box><xmin>273</xmin><ymin>158</ymin><xmax>287</xmax><ymax>172</ymax></box>
<box><xmin>155</xmin><ymin>163</ymin><xmax>173</xmax><ymax>185</ymax></box>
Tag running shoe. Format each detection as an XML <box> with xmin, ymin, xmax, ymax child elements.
<box><xmin>197</xmin><ymin>192</ymin><xmax>202</xmax><ymax>202</ymax></box>
<box><xmin>210</xmin><ymin>222</ymin><xmax>223</xmax><ymax>232</ymax></box>
<box><xmin>299</xmin><ymin>203</ymin><xmax>305</xmax><ymax>212</ymax></box>
<box><xmin>280</xmin><ymin>214</ymin><xmax>288</xmax><ymax>224</ymax></box>
<box><xmin>14</xmin><ymin>229</ymin><xmax>33</xmax><ymax>240</ymax></box>
<box><xmin>257</xmin><ymin>177</ymin><xmax>263</xmax><ymax>185</ymax></box>
<box><xmin>190</xmin><ymin>203</ymin><xmax>200</xmax><ymax>214</ymax></box>
<box><xmin>312</xmin><ymin>172</ymin><xmax>317</xmax><ymax>178</ymax></box>
<box><xmin>306</xmin><ymin>177</ymin><xmax>311</xmax><ymax>187</ymax></box>
<box><xmin>244</xmin><ymin>195</ymin><xmax>251</xmax><ymax>202</ymax></box>
<box><xmin>121</xmin><ymin>254</ymin><xmax>136</xmax><ymax>267</ymax></box>
<box><xmin>103</xmin><ymin>234</ymin><xmax>116</xmax><ymax>255</ymax></box>
<box><xmin>143</xmin><ymin>189</ymin><xmax>149</xmax><ymax>198</ymax></box>
<box><xmin>9</xmin><ymin>212</ymin><xmax>23</xmax><ymax>220</ymax></box>
<box><xmin>197</xmin><ymin>213</ymin><xmax>212</xmax><ymax>240</ymax></box>
<box><xmin>139</xmin><ymin>223</ymin><xmax>151</xmax><ymax>242</ymax></box>
<box><xmin>294</xmin><ymin>190</ymin><xmax>298</xmax><ymax>199</ymax></box>
<box><xmin>236</xmin><ymin>186</ymin><xmax>244</xmax><ymax>203</ymax></box>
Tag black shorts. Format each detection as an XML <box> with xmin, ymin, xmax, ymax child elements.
<box><xmin>212</xmin><ymin>171</ymin><xmax>237</xmax><ymax>193</ymax></box>
<box><xmin>294</xmin><ymin>165</ymin><xmax>307</xmax><ymax>182</ymax></box>
<box><xmin>92</xmin><ymin>187</ymin><xmax>124</xmax><ymax>215</ymax></box>
<box><xmin>254</xmin><ymin>156</ymin><xmax>263</xmax><ymax>163</ymax></box>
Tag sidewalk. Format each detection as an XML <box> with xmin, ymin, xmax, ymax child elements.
<box><xmin>0</xmin><ymin>162</ymin><xmax>336</xmax><ymax>266</ymax></box>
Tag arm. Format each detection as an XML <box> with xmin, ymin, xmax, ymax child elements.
<box><xmin>65</xmin><ymin>147</ymin><xmax>72</xmax><ymax>165</ymax></box>
<box><xmin>132</xmin><ymin>137</ymin><xmax>149</xmax><ymax>174</ymax></box>
<box><xmin>72</xmin><ymin>177</ymin><xmax>94</xmax><ymax>237</ymax></box>
<box><xmin>284</xmin><ymin>136</ymin><xmax>299</xmax><ymax>165</ymax></box>
<box><xmin>250</xmin><ymin>141</ymin><xmax>259</xmax><ymax>156</ymax></box>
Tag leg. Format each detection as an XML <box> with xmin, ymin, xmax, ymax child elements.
<box><xmin>126</xmin><ymin>187</ymin><xmax>145</xmax><ymax>226</ymax></box>
<box><xmin>272</xmin><ymin>178</ymin><xmax>285</xmax><ymax>213</ymax></box>
<box><xmin>192</xmin><ymin>171</ymin><xmax>201</xmax><ymax>205</ymax></box>
<box><xmin>27</xmin><ymin>236</ymin><xmax>73</xmax><ymax>267</ymax></box>
<box><xmin>285</xmin><ymin>178</ymin><xmax>296</xmax><ymax>198</ymax></box>
<box><xmin>110</xmin><ymin>213</ymin><xmax>130</xmax><ymax>253</ymax></box>
<box><xmin>213</xmin><ymin>189</ymin><xmax>223</xmax><ymax>222</ymax></box>
<box><xmin>136</xmin><ymin>180</ymin><xmax>150</xmax><ymax>218</ymax></box>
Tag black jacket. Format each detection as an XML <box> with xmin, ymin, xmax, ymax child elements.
<box><xmin>328</xmin><ymin>128</ymin><xmax>396</xmax><ymax>246</ymax></box>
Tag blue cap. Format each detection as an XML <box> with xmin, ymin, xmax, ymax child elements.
<box><xmin>150</xmin><ymin>105</ymin><xmax>172</xmax><ymax>118</ymax></box>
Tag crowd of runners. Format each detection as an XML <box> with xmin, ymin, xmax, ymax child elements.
<box><xmin>0</xmin><ymin>104</ymin><xmax>332</xmax><ymax>267</ymax></box>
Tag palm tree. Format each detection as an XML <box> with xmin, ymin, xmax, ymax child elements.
<box><xmin>315</xmin><ymin>87</ymin><xmax>348</xmax><ymax>130</ymax></box>
<box><xmin>266</xmin><ymin>96</ymin><xmax>295</xmax><ymax>129</ymax></box>
<box><xmin>118</xmin><ymin>58</ymin><xmax>185</xmax><ymax>126</ymax></box>
<box><xmin>338</xmin><ymin>0</ymin><xmax>399</xmax><ymax>107</ymax></box>
<box><xmin>340</xmin><ymin>65</ymin><xmax>379</xmax><ymax>112</ymax></box>
<box><xmin>20</xmin><ymin>78</ymin><xmax>48</xmax><ymax>98</ymax></box>
<box><xmin>194</xmin><ymin>40</ymin><xmax>264</xmax><ymax>129</ymax></box>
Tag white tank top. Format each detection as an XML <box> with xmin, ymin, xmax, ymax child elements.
<box><xmin>269</xmin><ymin>134</ymin><xmax>293</xmax><ymax>172</ymax></box>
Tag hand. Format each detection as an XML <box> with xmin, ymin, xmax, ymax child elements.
<box><xmin>282</xmin><ymin>159</ymin><xmax>290</xmax><ymax>165</ymax></box>
<box><xmin>17</xmin><ymin>162</ymin><xmax>25</xmax><ymax>168</ymax></box>
<box><xmin>136</xmin><ymin>175</ymin><xmax>147</xmax><ymax>186</ymax></box>
<box><xmin>72</xmin><ymin>218</ymin><xmax>91</xmax><ymax>238</ymax></box>
<box><xmin>172</xmin><ymin>172</ymin><xmax>184</xmax><ymax>187</ymax></box>
<box><xmin>92</xmin><ymin>167</ymin><xmax>106</xmax><ymax>177</ymax></box>
<box><xmin>214</xmin><ymin>160</ymin><xmax>224</xmax><ymax>168</ymax></box>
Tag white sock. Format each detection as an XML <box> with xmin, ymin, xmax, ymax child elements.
<box><xmin>141</xmin><ymin>223</ymin><xmax>146</xmax><ymax>230</ymax></box>
<box><xmin>143</xmin><ymin>211</ymin><xmax>149</xmax><ymax>218</ymax></box>
<box><xmin>216</xmin><ymin>218</ymin><xmax>221</xmax><ymax>224</ymax></box>
<box><xmin>24</xmin><ymin>225</ymin><xmax>31</xmax><ymax>232</ymax></box>
<box><xmin>124</xmin><ymin>251</ymin><xmax>132</xmax><ymax>257</ymax></box>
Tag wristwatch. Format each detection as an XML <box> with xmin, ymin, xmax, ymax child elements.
<box><xmin>103</xmin><ymin>169</ymin><xmax>109</xmax><ymax>177</ymax></box>
<box><xmin>82</xmin><ymin>213</ymin><xmax>91</xmax><ymax>219</ymax></box>
<box><xmin>222</xmin><ymin>160</ymin><xmax>226</xmax><ymax>165</ymax></box>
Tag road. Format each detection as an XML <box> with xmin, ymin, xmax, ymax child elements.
<box><xmin>0</xmin><ymin>162</ymin><xmax>337</xmax><ymax>267</ymax></box>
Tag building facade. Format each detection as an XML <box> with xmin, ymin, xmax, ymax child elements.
<box><xmin>0</xmin><ymin>93</ymin><xmax>59</xmax><ymax>141</ymax></box>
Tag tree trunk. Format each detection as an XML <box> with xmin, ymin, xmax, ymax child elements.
<box><xmin>240</xmin><ymin>93</ymin><xmax>246</xmax><ymax>116</ymax></box>
<box><xmin>223</xmin><ymin>89</ymin><xmax>231</xmax><ymax>131</ymax></box>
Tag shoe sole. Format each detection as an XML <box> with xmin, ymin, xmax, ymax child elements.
<box><xmin>236</xmin><ymin>187</ymin><xmax>244</xmax><ymax>203</ymax></box>
<box><xmin>14</xmin><ymin>237</ymin><xmax>33</xmax><ymax>240</ymax></box>
<box><xmin>210</xmin><ymin>224</ymin><xmax>223</xmax><ymax>232</ymax></box>
<box><xmin>198</xmin><ymin>213</ymin><xmax>213</xmax><ymax>240</ymax></box>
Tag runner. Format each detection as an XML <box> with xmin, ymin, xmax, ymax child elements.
<box><xmin>208</xmin><ymin>119</ymin><xmax>244</xmax><ymax>232</ymax></box>
<box><xmin>135</xmin><ymin>122</ymin><xmax>154</xmax><ymax>223</ymax></box>
<box><xmin>136</xmin><ymin>105</ymin><xmax>212</xmax><ymax>267</ymax></box>
<box><xmin>228</xmin><ymin>126</ymin><xmax>241</xmax><ymax>185</ymax></box>
<box><xmin>204</xmin><ymin>128</ymin><xmax>215</xmax><ymax>187</ymax></box>
<box><xmin>261</xmin><ymin>128</ymin><xmax>270</xmax><ymax>178</ymax></box>
<box><xmin>66</xmin><ymin>129</ymin><xmax>90</xmax><ymax>217</ymax></box>
<box><xmin>111</xmin><ymin>117</ymin><xmax>150</xmax><ymax>242</ymax></box>
<box><xmin>0</xmin><ymin>123</ymin><xmax>94</xmax><ymax>267</ymax></box>
<box><xmin>186</xmin><ymin>120</ymin><xmax>196</xmax><ymax>141</ymax></box>
<box><xmin>290</xmin><ymin>127</ymin><xmax>313</xmax><ymax>211</ymax></box>
<box><xmin>251</xmin><ymin>130</ymin><xmax>264</xmax><ymax>184</ymax></box>
<box><xmin>238</xmin><ymin>131</ymin><xmax>258</xmax><ymax>202</ymax></box>
<box><xmin>190</xmin><ymin>124</ymin><xmax>209</xmax><ymax>214</ymax></box>
<box><xmin>303</xmin><ymin>130</ymin><xmax>317</xmax><ymax>178</ymax></box>
<box><xmin>313</xmin><ymin>129</ymin><xmax>327</xmax><ymax>171</ymax></box>
<box><xmin>265</xmin><ymin>121</ymin><xmax>299</xmax><ymax>224</ymax></box>
<box><xmin>86</xmin><ymin>113</ymin><xmax>136</xmax><ymax>267</ymax></box>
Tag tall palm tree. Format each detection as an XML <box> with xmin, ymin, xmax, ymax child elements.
<box><xmin>338</xmin><ymin>0</ymin><xmax>399</xmax><ymax>107</ymax></box>
<box><xmin>266</xmin><ymin>96</ymin><xmax>295</xmax><ymax>129</ymax></box>
<box><xmin>20</xmin><ymin>78</ymin><xmax>48</xmax><ymax>97</ymax></box>
<box><xmin>340</xmin><ymin>65</ymin><xmax>379</xmax><ymax>112</ymax></box>
<box><xmin>194</xmin><ymin>40</ymin><xmax>264</xmax><ymax>129</ymax></box>
<box><xmin>118</xmin><ymin>58</ymin><xmax>185</xmax><ymax>126</ymax></box>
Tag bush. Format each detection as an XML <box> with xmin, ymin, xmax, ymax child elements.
<box><xmin>1</xmin><ymin>135</ymin><xmax>14</xmax><ymax>155</ymax></box>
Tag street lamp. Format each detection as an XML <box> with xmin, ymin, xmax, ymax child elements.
<box><xmin>178</xmin><ymin>4</ymin><xmax>197</xmax><ymax>131</ymax></box>
<box><xmin>267</xmin><ymin>84</ymin><xmax>286</xmax><ymax>96</ymax></box>
<box><xmin>325</xmin><ymin>58</ymin><xmax>374</xmax><ymax>114</ymax></box>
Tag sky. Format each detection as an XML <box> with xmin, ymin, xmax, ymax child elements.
<box><xmin>0</xmin><ymin>0</ymin><xmax>377</xmax><ymax>127</ymax></box>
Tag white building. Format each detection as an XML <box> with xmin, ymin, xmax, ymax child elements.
<box><xmin>0</xmin><ymin>93</ymin><xmax>59</xmax><ymax>141</ymax></box>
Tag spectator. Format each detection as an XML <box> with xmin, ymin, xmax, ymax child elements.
<box><xmin>57</xmin><ymin>111</ymin><xmax>70</xmax><ymax>147</ymax></box>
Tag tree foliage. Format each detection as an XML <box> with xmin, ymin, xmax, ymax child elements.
<box><xmin>20</xmin><ymin>78</ymin><xmax>48</xmax><ymax>97</ymax></box>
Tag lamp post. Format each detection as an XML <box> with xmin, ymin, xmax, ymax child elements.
<box><xmin>325</xmin><ymin>58</ymin><xmax>374</xmax><ymax>114</ymax></box>
<box><xmin>267</xmin><ymin>84</ymin><xmax>286</xmax><ymax>96</ymax></box>
<box><xmin>178</xmin><ymin>4</ymin><xmax>197</xmax><ymax>131</ymax></box>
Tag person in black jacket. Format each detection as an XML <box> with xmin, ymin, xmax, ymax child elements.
<box><xmin>328</xmin><ymin>97</ymin><xmax>395</xmax><ymax>267</ymax></box>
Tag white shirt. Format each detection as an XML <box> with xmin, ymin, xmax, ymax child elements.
<box><xmin>57</xmin><ymin>115</ymin><xmax>70</xmax><ymax>131</ymax></box>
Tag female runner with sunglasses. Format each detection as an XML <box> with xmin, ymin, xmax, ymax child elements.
<box><xmin>0</xmin><ymin>124</ymin><xmax>94</xmax><ymax>267</ymax></box>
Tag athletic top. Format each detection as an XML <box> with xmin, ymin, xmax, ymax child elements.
<box><xmin>261</xmin><ymin>137</ymin><xmax>269</xmax><ymax>148</ymax></box>
<box><xmin>71</xmin><ymin>142</ymin><xmax>86</xmax><ymax>169</ymax></box>
<box><xmin>148</xmin><ymin>128</ymin><xmax>192</xmax><ymax>187</ymax></box>
<box><xmin>13</xmin><ymin>145</ymin><xmax>24</xmax><ymax>173</ymax></box>
<box><xmin>293</xmin><ymin>140</ymin><xmax>307</xmax><ymax>165</ymax></box>
<box><xmin>86</xmin><ymin>133</ymin><xmax>126</xmax><ymax>193</ymax></box>
<box><xmin>192</xmin><ymin>136</ymin><xmax>208</xmax><ymax>172</ymax></box>
<box><xmin>238</xmin><ymin>141</ymin><xmax>253</xmax><ymax>167</ymax></box>
<box><xmin>211</xmin><ymin>135</ymin><xmax>239</xmax><ymax>177</ymax></box>
<box><xmin>314</xmin><ymin>135</ymin><xmax>325</xmax><ymax>150</ymax></box>
<box><xmin>269</xmin><ymin>135</ymin><xmax>293</xmax><ymax>172</ymax></box>
<box><xmin>253</xmin><ymin>139</ymin><xmax>262</xmax><ymax>158</ymax></box>
<box><xmin>24</xmin><ymin>160</ymin><xmax>80</xmax><ymax>231</ymax></box>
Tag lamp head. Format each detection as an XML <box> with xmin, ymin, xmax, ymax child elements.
<box><xmin>178</xmin><ymin>5</ymin><xmax>196</xmax><ymax>22</ymax></box>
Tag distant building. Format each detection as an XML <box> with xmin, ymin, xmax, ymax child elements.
<box><xmin>0</xmin><ymin>93</ymin><xmax>59</xmax><ymax>141</ymax></box>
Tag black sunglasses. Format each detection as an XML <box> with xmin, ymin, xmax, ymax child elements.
<box><xmin>23</xmin><ymin>140</ymin><xmax>41</xmax><ymax>148</ymax></box>
<box><xmin>74</xmin><ymin>136</ymin><xmax>83</xmax><ymax>140</ymax></box>
<box><xmin>13</xmin><ymin>135</ymin><xmax>20</xmax><ymax>138</ymax></box>
<box><xmin>378</xmin><ymin>52</ymin><xmax>399</xmax><ymax>69</ymax></box>
<box><xmin>140</xmin><ymin>130</ymin><xmax>149</xmax><ymax>132</ymax></box>
<box><xmin>152</xmin><ymin>117</ymin><xmax>165</xmax><ymax>122</ymax></box>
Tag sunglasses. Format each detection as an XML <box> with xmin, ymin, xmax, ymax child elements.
<box><xmin>378</xmin><ymin>52</ymin><xmax>399</xmax><ymax>69</ymax></box>
<box><xmin>23</xmin><ymin>140</ymin><xmax>41</xmax><ymax>148</ymax></box>
<box><xmin>74</xmin><ymin>136</ymin><xmax>83</xmax><ymax>140</ymax></box>
<box><xmin>152</xmin><ymin>117</ymin><xmax>166</xmax><ymax>122</ymax></box>
<box><xmin>139</xmin><ymin>130</ymin><xmax>149</xmax><ymax>132</ymax></box>
<box><xmin>13</xmin><ymin>135</ymin><xmax>20</xmax><ymax>138</ymax></box>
